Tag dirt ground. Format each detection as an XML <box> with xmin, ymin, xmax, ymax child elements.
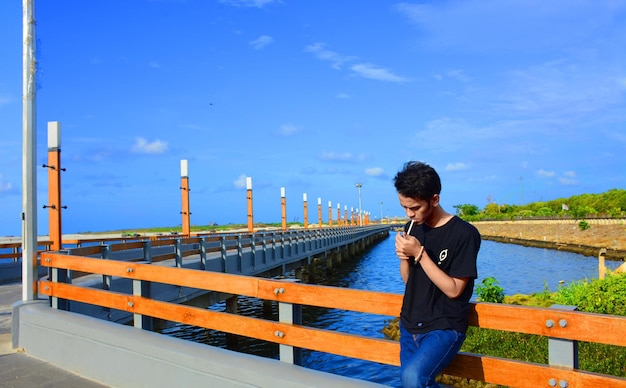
<box><xmin>473</xmin><ymin>220</ymin><xmax>626</xmax><ymax>258</ymax></box>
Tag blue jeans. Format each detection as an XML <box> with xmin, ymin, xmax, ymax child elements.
<box><xmin>399</xmin><ymin>324</ymin><xmax>466</xmax><ymax>388</ymax></box>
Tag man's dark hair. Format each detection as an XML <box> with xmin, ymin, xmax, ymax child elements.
<box><xmin>393</xmin><ymin>161</ymin><xmax>442</xmax><ymax>200</ymax></box>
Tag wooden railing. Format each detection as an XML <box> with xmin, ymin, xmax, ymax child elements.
<box><xmin>39</xmin><ymin>252</ymin><xmax>626</xmax><ymax>387</ymax></box>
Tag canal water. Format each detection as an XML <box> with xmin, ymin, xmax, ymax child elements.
<box><xmin>162</xmin><ymin>235</ymin><xmax>621</xmax><ymax>387</ymax></box>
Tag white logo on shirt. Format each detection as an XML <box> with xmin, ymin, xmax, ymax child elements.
<box><xmin>438</xmin><ymin>249</ymin><xmax>448</xmax><ymax>265</ymax></box>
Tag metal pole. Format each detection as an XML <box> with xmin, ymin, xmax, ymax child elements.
<box><xmin>22</xmin><ymin>0</ymin><xmax>38</xmax><ymax>301</ymax></box>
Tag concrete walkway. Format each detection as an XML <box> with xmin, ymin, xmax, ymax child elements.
<box><xmin>0</xmin><ymin>282</ymin><xmax>108</xmax><ymax>387</ymax></box>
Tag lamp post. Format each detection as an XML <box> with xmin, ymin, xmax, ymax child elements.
<box><xmin>355</xmin><ymin>183</ymin><xmax>363</xmax><ymax>226</ymax></box>
<box><xmin>379</xmin><ymin>201</ymin><xmax>383</xmax><ymax>224</ymax></box>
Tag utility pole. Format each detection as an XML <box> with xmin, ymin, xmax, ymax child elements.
<box><xmin>22</xmin><ymin>0</ymin><xmax>38</xmax><ymax>301</ymax></box>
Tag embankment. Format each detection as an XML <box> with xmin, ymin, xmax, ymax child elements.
<box><xmin>472</xmin><ymin>219</ymin><xmax>626</xmax><ymax>260</ymax></box>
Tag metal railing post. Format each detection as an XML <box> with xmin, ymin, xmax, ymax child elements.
<box><xmin>250</xmin><ymin>234</ymin><xmax>256</xmax><ymax>270</ymax></box>
<box><xmin>175</xmin><ymin>238</ymin><xmax>183</xmax><ymax>268</ymax></box>
<box><xmin>101</xmin><ymin>244</ymin><xmax>111</xmax><ymax>290</ymax></box>
<box><xmin>142</xmin><ymin>240</ymin><xmax>152</xmax><ymax>263</ymax></box>
<box><xmin>49</xmin><ymin>250</ymin><xmax>70</xmax><ymax>311</ymax></box>
<box><xmin>236</xmin><ymin>235</ymin><xmax>243</xmax><ymax>272</ymax></box>
<box><xmin>261</xmin><ymin>233</ymin><xmax>267</xmax><ymax>265</ymax></box>
<box><xmin>548</xmin><ymin>304</ymin><xmax>579</xmax><ymax>373</ymax></box>
<box><xmin>220</xmin><ymin>235</ymin><xmax>227</xmax><ymax>272</ymax></box>
<box><xmin>277</xmin><ymin>279</ymin><xmax>302</xmax><ymax>365</ymax></box>
<box><xmin>271</xmin><ymin>232</ymin><xmax>277</xmax><ymax>262</ymax></box>
<box><xmin>132</xmin><ymin>277</ymin><xmax>152</xmax><ymax>331</ymax></box>
<box><xmin>199</xmin><ymin>237</ymin><xmax>207</xmax><ymax>270</ymax></box>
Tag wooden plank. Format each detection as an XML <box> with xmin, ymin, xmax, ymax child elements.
<box><xmin>39</xmin><ymin>253</ymin><xmax>626</xmax><ymax>348</ymax></box>
<box><xmin>110</xmin><ymin>241</ymin><xmax>144</xmax><ymax>251</ymax></box>
<box><xmin>151</xmin><ymin>253</ymin><xmax>176</xmax><ymax>263</ymax></box>
<box><xmin>445</xmin><ymin>353</ymin><xmax>626</xmax><ymax>388</ymax></box>
<box><xmin>38</xmin><ymin>281</ymin><xmax>399</xmax><ymax>366</ymax></box>
<box><xmin>151</xmin><ymin>239</ymin><xmax>177</xmax><ymax>248</ymax></box>
<box><xmin>68</xmin><ymin>246</ymin><xmax>103</xmax><ymax>257</ymax></box>
<box><xmin>469</xmin><ymin>302</ymin><xmax>626</xmax><ymax>347</ymax></box>
<box><xmin>0</xmin><ymin>253</ymin><xmax>19</xmax><ymax>260</ymax></box>
<box><xmin>257</xmin><ymin>279</ymin><xmax>403</xmax><ymax>317</ymax></box>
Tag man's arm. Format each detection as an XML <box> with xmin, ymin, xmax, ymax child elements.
<box><xmin>395</xmin><ymin>232</ymin><xmax>411</xmax><ymax>284</ymax></box>
<box><xmin>396</xmin><ymin>234</ymin><xmax>469</xmax><ymax>298</ymax></box>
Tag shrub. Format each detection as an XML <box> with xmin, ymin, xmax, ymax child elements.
<box><xmin>476</xmin><ymin>277</ymin><xmax>505</xmax><ymax>303</ymax></box>
<box><xmin>554</xmin><ymin>273</ymin><xmax>626</xmax><ymax>316</ymax></box>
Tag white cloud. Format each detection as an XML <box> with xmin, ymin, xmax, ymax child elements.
<box><xmin>131</xmin><ymin>137</ymin><xmax>168</xmax><ymax>154</ymax></box>
<box><xmin>250</xmin><ymin>35</ymin><xmax>274</xmax><ymax>50</ymax></box>
<box><xmin>0</xmin><ymin>95</ymin><xmax>12</xmax><ymax>107</ymax></box>
<box><xmin>319</xmin><ymin>151</ymin><xmax>354</xmax><ymax>162</ymax></box>
<box><xmin>469</xmin><ymin>175</ymin><xmax>497</xmax><ymax>182</ymax></box>
<box><xmin>350</xmin><ymin>63</ymin><xmax>409</xmax><ymax>83</ymax></box>
<box><xmin>536</xmin><ymin>169</ymin><xmax>555</xmax><ymax>177</ymax></box>
<box><xmin>0</xmin><ymin>174</ymin><xmax>13</xmax><ymax>193</ymax></box>
<box><xmin>365</xmin><ymin>167</ymin><xmax>384</xmax><ymax>177</ymax></box>
<box><xmin>148</xmin><ymin>61</ymin><xmax>161</xmax><ymax>69</ymax></box>
<box><xmin>220</xmin><ymin>0</ymin><xmax>279</xmax><ymax>8</ymax></box>
<box><xmin>319</xmin><ymin>151</ymin><xmax>365</xmax><ymax>163</ymax></box>
<box><xmin>305</xmin><ymin>42</ymin><xmax>356</xmax><ymax>70</ymax></box>
<box><xmin>559</xmin><ymin>177</ymin><xmax>579</xmax><ymax>185</ymax></box>
<box><xmin>559</xmin><ymin>171</ymin><xmax>578</xmax><ymax>185</ymax></box>
<box><xmin>446</xmin><ymin>162</ymin><xmax>468</xmax><ymax>171</ymax></box>
<box><xmin>305</xmin><ymin>43</ymin><xmax>407</xmax><ymax>83</ymax></box>
<box><xmin>278</xmin><ymin>123</ymin><xmax>302</xmax><ymax>136</ymax></box>
<box><xmin>335</xmin><ymin>92</ymin><xmax>351</xmax><ymax>99</ymax></box>
<box><xmin>233</xmin><ymin>174</ymin><xmax>248</xmax><ymax>189</ymax></box>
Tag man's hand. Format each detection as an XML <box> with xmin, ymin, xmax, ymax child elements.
<box><xmin>395</xmin><ymin>231</ymin><xmax>421</xmax><ymax>260</ymax></box>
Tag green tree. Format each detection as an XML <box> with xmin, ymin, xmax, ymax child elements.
<box><xmin>535</xmin><ymin>207</ymin><xmax>555</xmax><ymax>217</ymax></box>
<box><xmin>454</xmin><ymin>204</ymin><xmax>479</xmax><ymax>217</ymax></box>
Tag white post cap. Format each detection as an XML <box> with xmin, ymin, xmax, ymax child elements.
<box><xmin>47</xmin><ymin>121</ymin><xmax>61</xmax><ymax>148</ymax></box>
<box><xmin>180</xmin><ymin>159</ymin><xmax>188</xmax><ymax>177</ymax></box>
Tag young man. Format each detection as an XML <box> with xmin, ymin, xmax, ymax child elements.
<box><xmin>393</xmin><ymin>161</ymin><xmax>481</xmax><ymax>388</ymax></box>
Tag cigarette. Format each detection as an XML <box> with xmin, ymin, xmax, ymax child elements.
<box><xmin>406</xmin><ymin>220</ymin><xmax>414</xmax><ymax>237</ymax></box>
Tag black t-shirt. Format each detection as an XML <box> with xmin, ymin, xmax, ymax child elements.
<box><xmin>400</xmin><ymin>216</ymin><xmax>480</xmax><ymax>334</ymax></box>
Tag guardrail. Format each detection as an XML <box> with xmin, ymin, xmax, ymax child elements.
<box><xmin>38</xmin><ymin>251</ymin><xmax>626</xmax><ymax>387</ymax></box>
<box><xmin>1</xmin><ymin>226</ymin><xmax>396</xmax><ymax>285</ymax></box>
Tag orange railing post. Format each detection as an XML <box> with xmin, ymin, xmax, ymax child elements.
<box><xmin>337</xmin><ymin>203</ymin><xmax>341</xmax><ymax>227</ymax></box>
<box><xmin>328</xmin><ymin>201</ymin><xmax>333</xmax><ymax>227</ymax></box>
<box><xmin>180</xmin><ymin>160</ymin><xmax>191</xmax><ymax>237</ymax></box>
<box><xmin>281</xmin><ymin>187</ymin><xmax>287</xmax><ymax>231</ymax></box>
<box><xmin>246</xmin><ymin>177</ymin><xmax>254</xmax><ymax>233</ymax></box>
<box><xmin>45</xmin><ymin>122</ymin><xmax>63</xmax><ymax>251</ymax></box>
<box><xmin>303</xmin><ymin>193</ymin><xmax>308</xmax><ymax>229</ymax></box>
<box><xmin>317</xmin><ymin>197</ymin><xmax>322</xmax><ymax>228</ymax></box>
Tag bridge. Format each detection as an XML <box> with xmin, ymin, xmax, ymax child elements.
<box><xmin>5</xmin><ymin>226</ymin><xmax>626</xmax><ymax>387</ymax></box>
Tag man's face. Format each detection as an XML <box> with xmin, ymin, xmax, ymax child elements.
<box><xmin>398</xmin><ymin>193</ymin><xmax>438</xmax><ymax>225</ymax></box>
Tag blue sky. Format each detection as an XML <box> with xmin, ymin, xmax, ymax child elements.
<box><xmin>1</xmin><ymin>0</ymin><xmax>624</xmax><ymax>236</ymax></box>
